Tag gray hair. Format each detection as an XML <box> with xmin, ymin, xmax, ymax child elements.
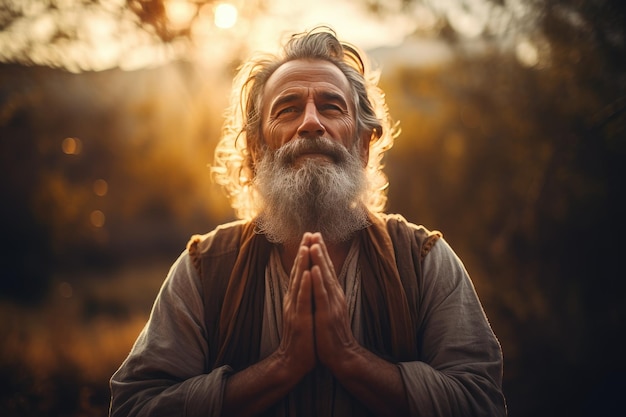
<box><xmin>212</xmin><ymin>26</ymin><xmax>398</xmax><ymax>219</ymax></box>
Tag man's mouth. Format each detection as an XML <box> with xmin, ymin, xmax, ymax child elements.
<box><xmin>295</xmin><ymin>151</ymin><xmax>334</xmax><ymax>161</ymax></box>
<box><xmin>276</xmin><ymin>137</ymin><xmax>347</xmax><ymax>167</ymax></box>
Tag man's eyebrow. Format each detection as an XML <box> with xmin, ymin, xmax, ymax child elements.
<box><xmin>269</xmin><ymin>92</ymin><xmax>303</xmax><ymax>113</ymax></box>
<box><xmin>317</xmin><ymin>90</ymin><xmax>348</xmax><ymax>106</ymax></box>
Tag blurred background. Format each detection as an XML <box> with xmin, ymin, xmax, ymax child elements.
<box><xmin>0</xmin><ymin>0</ymin><xmax>624</xmax><ymax>416</ymax></box>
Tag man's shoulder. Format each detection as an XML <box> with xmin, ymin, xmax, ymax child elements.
<box><xmin>187</xmin><ymin>219</ymin><xmax>250</xmax><ymax>259</ymax></box>
<box><xmin>380</xmin><ymin>213</ymin><xmax>443</xmax><ymax>261</ymax></box>
<box><xmin>380</xmin><ymin>213</ymin><xmax>442</xmax><ymax>239</ymax></box>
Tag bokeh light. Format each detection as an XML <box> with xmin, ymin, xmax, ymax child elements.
<box><xmin>165</xmin><ymin>0</ymin><xmax>197</xmax><ymax>31</ymax></box>
<box><xmin>61</xmin><ymin>137</ymin><xmax>82</xmax><ymax>155</ymax></box>
<box><xmin>214</xmin><ymin>3</ymin><xmax>238</xmax><ymax>29</ymax></box>
<box><xmin>516</xmin><ymin>39</ymin><xmax>539</xmax><ymax>67</ymax></box>
<box><xmin>90</xmin><ymin>210</ymin><xmax>106</xmax><ymax>228</ymax></box>
<box><xmin>93</xmin><ymin>179</ymin><xmax>109</xmax><ymax>197</ymax></box>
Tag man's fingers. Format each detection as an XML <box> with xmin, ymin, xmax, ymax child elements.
<box><xmin>297</xmin><ymin>270</ymin><xmax>313</xmax><ymax>314</ymax></box>
<box><xmin>310</xmin><ymin>234</ymin><xmax>334</xmax><ymax>270</ymax></box>
<box><xmin>311</xmin><ymin>244</ymin><xmax>332</xmax><ymax>275</ymax></box>
<box><xmin>311</xmin><ymin>265</ymin><xmax>329</xmax><ymax>309</ymax></box>
<box><xmin>289</xmin><ymin>234</ymin><xmax>312</xmax><ymax>277</ymax></box>
<box><xmin>309</xmin><ymin>242</ymin><xmax>343</xmax><ymax>305</ymax></box>
<box><xmin>287</xmin><ymin>245</ymin><xmax>310</xmax><ymax>299</ymax></box>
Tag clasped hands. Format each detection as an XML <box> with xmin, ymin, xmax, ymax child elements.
<box><xmin>278</xmin><ymin>232</ymin><xmax>358</xmax><ymax>378</ymax></box>
<box><xmin>223</xmin><ymin>232</ymin><xmax>406</xmax><ymax>417</ymax></box>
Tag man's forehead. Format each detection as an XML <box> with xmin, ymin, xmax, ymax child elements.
<box><xmin>263</xmin><ymin>59</ymin><xmax>352</xmax><ymax>103</ymax></box>
<box><xmin>270</xmin><ymin>86</ymin><xmax>347</xmax><ymax>102</ymax></box>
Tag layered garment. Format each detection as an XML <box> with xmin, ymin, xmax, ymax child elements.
<box><xmin>109</xmin><ymin>213</ymin><xmax>506</xmax><ymax>416</ymax></box>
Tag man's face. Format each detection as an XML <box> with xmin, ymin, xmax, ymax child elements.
<box><xmin>260</xmin><ymin>59</ymin><xmax>369</xmax><ymax>166</ymax></box>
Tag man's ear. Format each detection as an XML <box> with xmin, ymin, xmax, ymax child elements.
<box><xmin>359</xmin><ymin>129</ymin><xmax>372</xmax><ymax>167</ymax></box>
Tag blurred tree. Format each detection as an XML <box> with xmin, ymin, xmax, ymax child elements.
<box><xmin>0</xmin><ymin>65</ymin><xmax>53</xmax><ymax>303</ymax></box>
<box><xmin>0</xmin><ymin>0</ymin><xmax>161</xmax><ymax>71</ymax></box>
<box><xmin>0</xmin><ymin>0</ymin><xmax>265</xmax><ymax>71</ymax></box>
<box><xmin>0</xmin><ymin>61</ymin><xmax>234</xmax><ymax>302</ymax></box>
<box><xmin>368</xmin><ymin>1</ymin><xmax>625</xmax><ymax>416</ymax></box>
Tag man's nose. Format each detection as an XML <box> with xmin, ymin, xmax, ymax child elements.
<box><xmin>297</xmin><ymin>102</ymin><xmax>325</xmax><ymax>138</ymax></box>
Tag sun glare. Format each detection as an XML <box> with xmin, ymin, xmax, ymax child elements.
<box><xmin>214</xmin><ymin>3</ymin><xmax>238</xmax><ymax>29</ymax></box>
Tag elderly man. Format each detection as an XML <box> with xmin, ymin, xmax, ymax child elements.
<box><xmin>110</xmin><ymin>27</ymin><xmax>507</xmax><ymax>417</ymax></box>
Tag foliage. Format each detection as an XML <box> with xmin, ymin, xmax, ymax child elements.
<box><xmin>377</xmin><ymin>8</ymin><xmax>625</xmax><ymax>412</ymax></box>
<box><xmin>0</xmin><ymin>61</ymin><xmax>234</xmax><ymax>302</ymax></box>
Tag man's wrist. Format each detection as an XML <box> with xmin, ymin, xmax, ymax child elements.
<box><xmin>325</xmin><ymin>342</ymin><xmax>366</xmax><ymax>381</ymax></box>
<box><xmin>270</xmin><ymin>347</ymin><xmax>312</xmax><ymax>384</ymax></box>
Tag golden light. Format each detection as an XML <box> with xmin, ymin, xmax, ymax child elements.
<box><xmin>214</xmin><ymin>3</ymin><xmax>238</xmax><ymax>29</ymax></box>
<box><xmin>446</xmin><ymin>9</ymin><xmax>485</xmax><ymax>38</ymax></box>
<box><xmin>191</xmin><ymin>4</ymin><xmax>213</xmax><ymax>39</ymax></box>
<box><xmin>61</xmin><ymin>137</ymin><xmax>82</xmax><ymax>155</ymax></box>
<box><xmin>165</xmin><ymin>0</ymin><xmax>197</xmax><ymax>31</ymax></box>
<box><xmin>93</xmin><ymin>179</ymin><xmax>109</xmax><ymax>197</ymax></box>
<box><xmin>90</xmin><ymin>210</ymin><xmax>106</xmax><ymax>228</ymax></box>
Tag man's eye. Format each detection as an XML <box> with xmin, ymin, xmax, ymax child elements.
<box><xmin>320</xmin><ymin>104</ymin><xmax>343</xmax><ymax>112</ymax></box>
<box><xmin>277</xmin><ymin>107</ymin><xmax>298</xmax><ymax>116</ymax></box>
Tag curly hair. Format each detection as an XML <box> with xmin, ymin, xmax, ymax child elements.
<box><xmin>211</xmin><ymin>26</ymin><xmax>399</xmax><ymax>220</ymax></box>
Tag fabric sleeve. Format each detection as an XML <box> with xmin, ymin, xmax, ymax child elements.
<box><xmin>398</xmin><ymin>238</ymin><xmax>507</xmax><ymax>417</ymax></box>
<box><xmin>109</xmin><ymin>251</ymin><xmax>233</xmax><ymax>417</ymax></box>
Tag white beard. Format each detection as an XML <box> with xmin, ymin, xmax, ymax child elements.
<box><xmin>253</xmin><ymin>137</ymin><xmax>369</xmax><ymax>245</ymax></box>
